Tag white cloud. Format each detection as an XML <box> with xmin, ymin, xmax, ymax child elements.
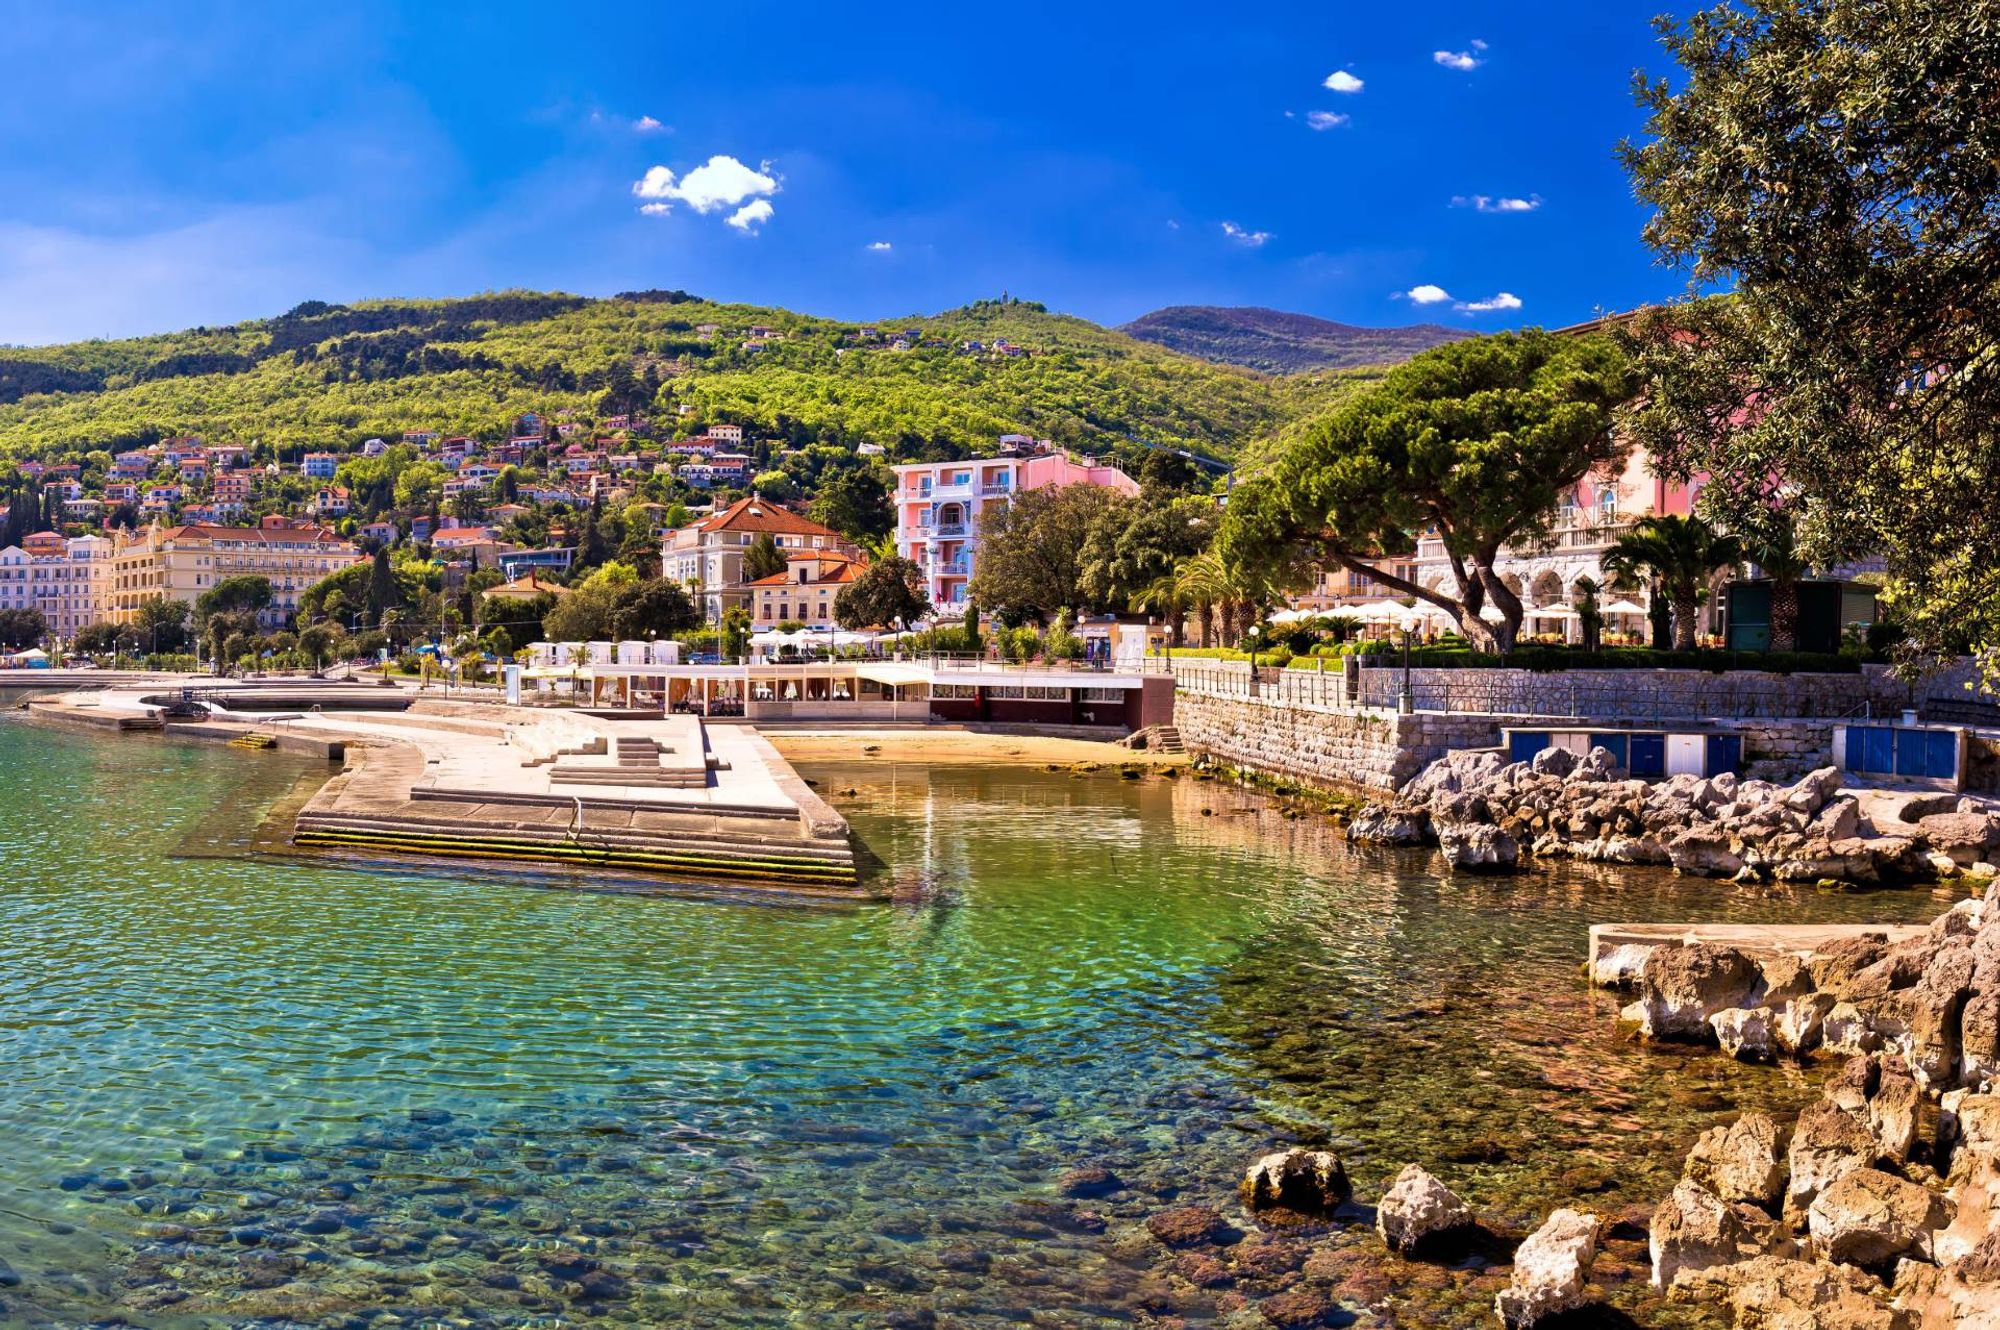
<box><xmin>1451</xmin><ymin>194</ymin><xmax>1541</xmax><ymax>213</ymax></box>
<box><xmin>726</xmin><ymin>199</ymin><xmax>774</xmax><ymax>232</ymax></box>
<box><xmin>865</xmin><ymin>240</ymin><xmax>893</xmax><ymax>252</ymax></box>
<box><xmin>1323</xmin><ymin>69</ymin><xmax>1365</xmax><ymax>94</ymax></box>
<box><xmin>1305</xmin><ymin>111</ymin><xmax>1350</xmax><ymax>131</ymax></box>
<box><xmin>1221</xmin><ymin>221</ymin><xmax>1271</xmax><ymax>247</ymax></box>
<box><xmin>1434</xmin><ymin>49</ymin><xmax>1482</xmax><ymax>71</ymax></box>
<box><xmin>630</xmin><ymin>154</ymin><xmax>780</xmax><ymax>215</ymax></box>
<box><xmin>1457</xmin><ymin>291</ymin><xmax>1522</xmax><ymax>313</ymax></box>
<box><xmin>1399</xmin><ymin>283</ymin><xmax>1452</xmax><ymax>304</ymax></box>
<box><xmin>1472</xmin><ymin>38</ymin><xmax>1489</xmax><ymax>51</ymax></box>
<box><xmin>632</xmin><ymin>116</ymin><xmax>667</xmax><ymax>133</ymax></box>
<box><xmin>638</xmin><ymin>202</ymin><xmax>672</xmax><ymax>217</ymax></box>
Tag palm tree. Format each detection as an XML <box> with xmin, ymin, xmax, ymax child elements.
<box><xmin>1172</xmin><ymin>552</ymin><xmax>1233</xmax><ymax>646</ymax></box>
<box><xmin>1741</xmin><ymin>519</ymin><xmax>1809</xmax><ymax>652</ymax></box>
<box><xmin>1133</xmin><ymin>571</ymin><xmax>1190</xmax><ymax>646</ymax></box>
<box><xmin>1601</xmin><ymin>515</ymin><xmax>1743</xmax><ymax>651</ymax></box>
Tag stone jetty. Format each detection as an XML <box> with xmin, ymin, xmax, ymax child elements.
<box><xmin>27</xmin><ymin>679</ymin><xmax>863</xmax><ymax>895</ymax></box>
<box><xmin>1349</xmin><ymin>743</ymin><xmax>2000</xmax><ymax>887</ymax></box>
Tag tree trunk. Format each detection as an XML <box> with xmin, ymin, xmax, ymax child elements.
<box><xmin>1648</xmin><ymin>582</ymin><xmax>1672</xmax><ymax>649</ymax></box>
<box><xmin>1769</xmin><ymin>577</ymin><xmax>1799</xmax><ymax>652</ymax></box>
<box><xmin>1475</xmin><ymin>562</ymin><xmax>1522</xmax><ymax>654</ymax></box>
<box><xmin>1672</xmin><ymin>594</ymin><xmax>1699</xmax><ymax>651</ymax></box>
<box><xmin>1169</xmin><ymin>604</ymin><xmax>1185</xmax><ymax>648</ymax></box>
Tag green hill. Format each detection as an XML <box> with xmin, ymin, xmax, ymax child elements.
<box><xmin>0</xmin><ymin>292</ymin><xmax>1384</xmax><ymax>462</ymax></box>
<box><xmin>1120</xmin><ymin>305</ymin><xmax>1469</xmax><ymax>374</ymax></box>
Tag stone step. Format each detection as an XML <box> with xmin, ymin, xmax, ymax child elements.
<box><xmin>294</xmin><ymin>811</ymin><xmax>856</xmax><ymax>864</ymax></box>
<box><xmin>292</xmin><ymin>825</ymin><xmax>860</xmax><ymax>887</ymax></box>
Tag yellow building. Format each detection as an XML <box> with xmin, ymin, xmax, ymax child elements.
<box><xmin>106</xmin><ymin>518</ymin><xmax>359</xmax><ymax>630</ymax></box>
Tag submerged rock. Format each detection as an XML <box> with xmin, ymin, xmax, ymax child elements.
<box><xmin>1240</xmin><ymin>1149</ymin><xmax>1351</xmax><ymax>1216</ymax></box>
<box><xmin>1375</xmin><ymin>1165</ymin><xmax>1473</xmax><ymax>1255</ymax></box>
<box><xmin>1494</xmin><ymin>1208</ymin><xmax>1601</xmax><ymax>1328</ymax></box>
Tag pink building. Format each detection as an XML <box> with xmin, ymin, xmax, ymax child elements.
<box><xmin>891</xmin><ymin>450</ymin><xmax>1139</xmax><ymax>615</ymax></box>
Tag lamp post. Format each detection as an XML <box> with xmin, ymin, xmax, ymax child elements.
<box><xmin>1244</xmin><ymin>624</ymin><xmax>1260</xmax><ymax>697</ymax></box>
<box><xmin>1400</xmin><ymin>625</ymin><xmax>1415</xmax><ymax>714</ymax></box>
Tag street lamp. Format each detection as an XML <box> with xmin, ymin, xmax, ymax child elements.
<box><xmin>1400</xmin><ymin>626</ymin><xmax>1415</xmax><ymax>714</ymax></box>
<box><xmin>1244</xmin><ymin>624</ymin><xmax>1261</xmax><ymax>697</ymax></box>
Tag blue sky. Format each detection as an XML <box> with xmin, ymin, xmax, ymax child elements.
<box><xmin>0</xmin><ymin>1</ymin><xmax>1692</xmax><ymax>345</ymax></box>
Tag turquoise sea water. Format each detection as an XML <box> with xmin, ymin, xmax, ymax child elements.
<box><xmin>0</xmin><ymin>719</ymin><xmax>1945</xmax><ymax>1327</ymax></box>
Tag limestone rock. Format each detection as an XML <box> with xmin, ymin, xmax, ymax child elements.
<box><xmin>1713</xmin><ymin>1006</ymin><xmax>1779</xmax><ymax>1063</ymax></box>
<box><xmin>1807</xmin><ymin>1167</ymin><xmax>1944</xmax><ymax>1269</ymax></box>
<box><xmin>1811</xmin><ymin>936</ymin><xmax>1892</xmax><ymax>998</ymax></box>
<box><xmin>1824</xmin><ymin>1002</ymin><xmax>1887</xmax><ymax>1056</ymax></box>
<box><xmin>1932</xmin><ymin>1152</ymin><xmax>2000</xmax><ymax>1267</ymax></box>
<box><xmin>1907</xmin><ymin>939</ymin><xmax>1977</xmax><ymax>1091</ymax></box>
<box><xmin>1347</xmin><ymin>806</ymin><xmax>1430</xmax><ymax>846</ymax></box>
<box><xmin>1778</xmin><ymin>992</ymin><xmax>1839</xmax><ymax>1056</ymax></box>
<box><xmin>1685</xmin><ymin>1112</ymin><xmax>1785</xmax><ymax>1209</ymax></box>
<box><xmin>1651</xmin><ymin>1180</ymin><xmax>1790</xmax><ymax>1289</ymax></box>
<box><xmin>1867</xmin><ymin>1058</ymin><xmax>1922</xmax><ymax>1163</ymax></box>
<box><xmin>1917</xmin><ymin>812</ymin><xmax>2000</xmax><ymax>866</ymax></box>
<box><xmin>1758</xmin><ymin>953</ymin><xmax>1818</xmax><ymax>1003</ymax></box>
<box><xmin>1240</xmin><ymin>1149</ymin><xmax>1351</xmax><ymax>1216</ymax></box>
<box><xmin>1788</xmin><ymin>1102</ymin><xmax>1881</xmax><ymax>1218</ymax></box>
<box><xmin>1666</xmin><ymin>826</ymin><xmax>1746</xmax><ymax>878</ymax></box>
<box><xmin>1783</xmin><ymin>766</ymin><xmax>1845</xmax><ymax>816</ymax></box>
<box><xmin>1375</xmin><ymin>1164</ymin><xmax>1473</xmax><ymax>1255</ymax></box>
<box><xmin>1494</xmin><ymin>1208</ymin><xmax>1601</xmax><ymax>1328</ymax></box>
<box><xmin>1591</xmin><ymin>942</ymin><xmax>1657</xmax><ymax>989</ymax></box>
<box><xmin>1674</xmin><ymin>1255</ymin><xmax>1905</xmax><ymax>1330</ymax></box>
<box><xmin>1437</xmin><ymin>821</ymin><xmax>1520</xmax><ymax>873</ymax></box>
<box><xmin>1530</xmin><ymin>745</ymin><xmax>1578</xmax><ymax>779</ymax></box>
<box><xmin>1639</xmin><ymin>945</ymin><xmax>1762</xmax><ymax>1042</ymax></box>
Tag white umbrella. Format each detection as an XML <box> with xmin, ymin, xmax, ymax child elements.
<box><xmin>1600</xmin><ymin>598</ymin><xmax>1650</xmax><ymax>616</ymax></box>
<box><xmin>1355</xmin><ymin>599</ymin><xmax>1417</xmax><ymax>625</ymax></box>
<box><xmin>1268</xmin><ymin>608</ymin><xmax>1316</xmax><ymax>625</ymax></box>
<box><xmin>1528</xmin><ymin>604</ymin><xmax>1578</xmax><ymax>619</ymax></box>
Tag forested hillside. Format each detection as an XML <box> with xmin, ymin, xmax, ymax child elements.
<box><xmin>1120</xmin><ymin>305</ymin><xmax>1468</xmax><ymax>373</ymax></box>
<box><xmin>0</xmin><ymin>292</ymin><xmax>1381</xmax><ymax>461</ymax></box>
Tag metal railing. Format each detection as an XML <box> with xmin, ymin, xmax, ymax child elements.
<box><xmin>1173</xmin><ymin>660</ymin><xmax>1875</xmax><ymax>721</ymax></box>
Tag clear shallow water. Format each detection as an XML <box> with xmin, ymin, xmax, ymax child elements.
<box><xmin>0</xmin><ymin>722</ymin><xmax>1946</xmax><ymax>1328</ymax></box>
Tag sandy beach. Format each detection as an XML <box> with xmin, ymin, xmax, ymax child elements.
<box><xmin>765</xmin><ymin>726</ymin><xmax>1187</xmax><ymax>767</ymax></box>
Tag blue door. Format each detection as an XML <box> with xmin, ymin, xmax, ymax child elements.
<box><xmin>1927</xmin><ymin>730</ymin><xmax>1958</xmax><ymax>780</ymax></box>
<box><xmin>1629</xmin><ymin>734</ymin><xmax>1666</xmax><ymax>778</ymax></box>
<box><xmin>1859</xmin><ymin>726</ymin><xmax>1895</xmax><ymax>774</ymax></box>
<box><xmin>1704</xmin><ymin>734</ymin><xmax>1742</xmax><ymax>778</ymax></box>
<box><xmin>1509</xmin><ymin>732</ymin><xmax>1550</xmax><ymax>764</ymax></box>
<box><xmin>1894</xmin><ymin>728</ymin><xmax>1929</xmax><ymax>778</ymax></box>
<box><xmin>1589</xmin><ymin>734</ymin><xmax>1629</xmax><ymax>768</ymax></box>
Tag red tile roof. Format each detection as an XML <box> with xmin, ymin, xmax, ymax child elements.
<box><xmin>690</xmin><ymin>495</ymin><xmax>848</xmax><ymax>541</ymax></box>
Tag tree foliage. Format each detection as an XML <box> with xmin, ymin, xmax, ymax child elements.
<box><xmin>1601</xmin><ymin>515</ymin><xmax>1742</xmax><ymax>651</ymax></box>
<box><xmin>834</xmin><ymin>556</ymin><xmax>932</xmax><ymax>631</ymax></box>
<box><xmin>1219</xmin><ymin>331</ymin><xmax>1635</xmax><ymax>651</ymax></box>
<box><xmin>969</xmin><ymin>483</ymin><xmax>1133</xmax><ymax>622</ymax></box>
<box><xmin>1618</xmin><ymin>1</ymin><xmax>2000</xmax><ymax>660</ymax></box>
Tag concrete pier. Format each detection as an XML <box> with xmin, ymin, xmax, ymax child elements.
<box><xmin>27</xmin><ymin>679</ymin><xmax>864</xmax><ymax>896</ymax></box>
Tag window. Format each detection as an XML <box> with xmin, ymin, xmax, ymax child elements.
<box><xmin>988</xmin><ymin>685</ymin><xmax>1026</xmax><ymax>699</ymax></box>
<box><xmin>932</xmin><ymin>683</ymin><xmax>977</xmax><ymax>699</ymax></box>
<box><xmin>1082</xmin><ymin>687</ymin><xmax>1123</xmax><ymax>703</ymax></box>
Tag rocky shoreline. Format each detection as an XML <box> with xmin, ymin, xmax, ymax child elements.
<box><xmin>1349</xmin><ymin>744</ymin><xmax>2000</xmax><ymax>886</ymax></box>
<box><xmin>1576</xmin><ymin>886</ymin><xmax>2000</xmax><ymax>1326</ymax></box>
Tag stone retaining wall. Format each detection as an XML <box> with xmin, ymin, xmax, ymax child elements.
<box><xmin>1354</xmin><ymin>666</ymin><xmax>1887</xmax><ymax>720</ymax></box>
<box><xmin>1176</xmin><ymin>690</ymin><xmax>1843</xmax><ymax>793</ymax></box>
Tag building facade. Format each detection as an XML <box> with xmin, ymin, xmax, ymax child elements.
<box><xmin>749</xmin><ymin>552</ymin><xmax>866</xmax><ymax>630</ymax></box>
<box><xmin>106</xmin><ymin>518</ymin><xmax>358</xmax><ymax>631</ymax></box>
<box><xmin>27</xmin><ymin>534</ymin><xmax>112</xmax><ymax>641</ymax></box>
<box><xmin>661</xmin><ymin>495</ymin><xmax>858</xmax><ymax>621</ymax></box>
<box><xmin>891</xmin><ymin>450</ymin><xmax>1139</xmax><ymax>616</ymax></box>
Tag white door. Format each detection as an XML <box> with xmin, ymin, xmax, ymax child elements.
<box><xmin>1666</xmin><ymin>734</ymin><xmax>1705</xmax><ymax>778</ymax></box>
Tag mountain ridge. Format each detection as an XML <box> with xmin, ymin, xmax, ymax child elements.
<box><xmin>1120</xmin><ymin>304</ymin><xmax>1470</xmax><ymax>374</ymax></box>
<box><xmin>0</xmin><ymin>292</ymin><xmax>1392</xmax><ymax>463</ymax></box>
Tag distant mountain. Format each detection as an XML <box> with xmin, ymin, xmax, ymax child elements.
<box><xmin>1120</xmin><ymin>305</ymin><xmax>1471</xmax><ymax>374</ymax></box>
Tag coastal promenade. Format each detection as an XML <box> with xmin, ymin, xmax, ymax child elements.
<box><xmin>24</xmin><ymin>678</ymin><xmax>863</xmax><ymax>896</ymax></box>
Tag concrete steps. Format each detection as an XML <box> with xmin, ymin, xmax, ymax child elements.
<box><xmin>293</xmin><ymin>809</ymin><xmax>857</xmax><ymax>886</ymax></box>
<box><xmin>545</xmin><ymin>734</ymin><xmax>707</xmax><ymax>788</ymax></box>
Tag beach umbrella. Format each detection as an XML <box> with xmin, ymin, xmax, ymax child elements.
<box><xmin>1599</xmin><ymin>598</ymin><xmax>1650</xmax><ymax>616</ymax></box>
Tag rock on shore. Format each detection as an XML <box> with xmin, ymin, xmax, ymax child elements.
<box><xmin>1351</xmin><ymin>747</ymin><xmax>2000</xmax><ymax>886</ymax></box>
